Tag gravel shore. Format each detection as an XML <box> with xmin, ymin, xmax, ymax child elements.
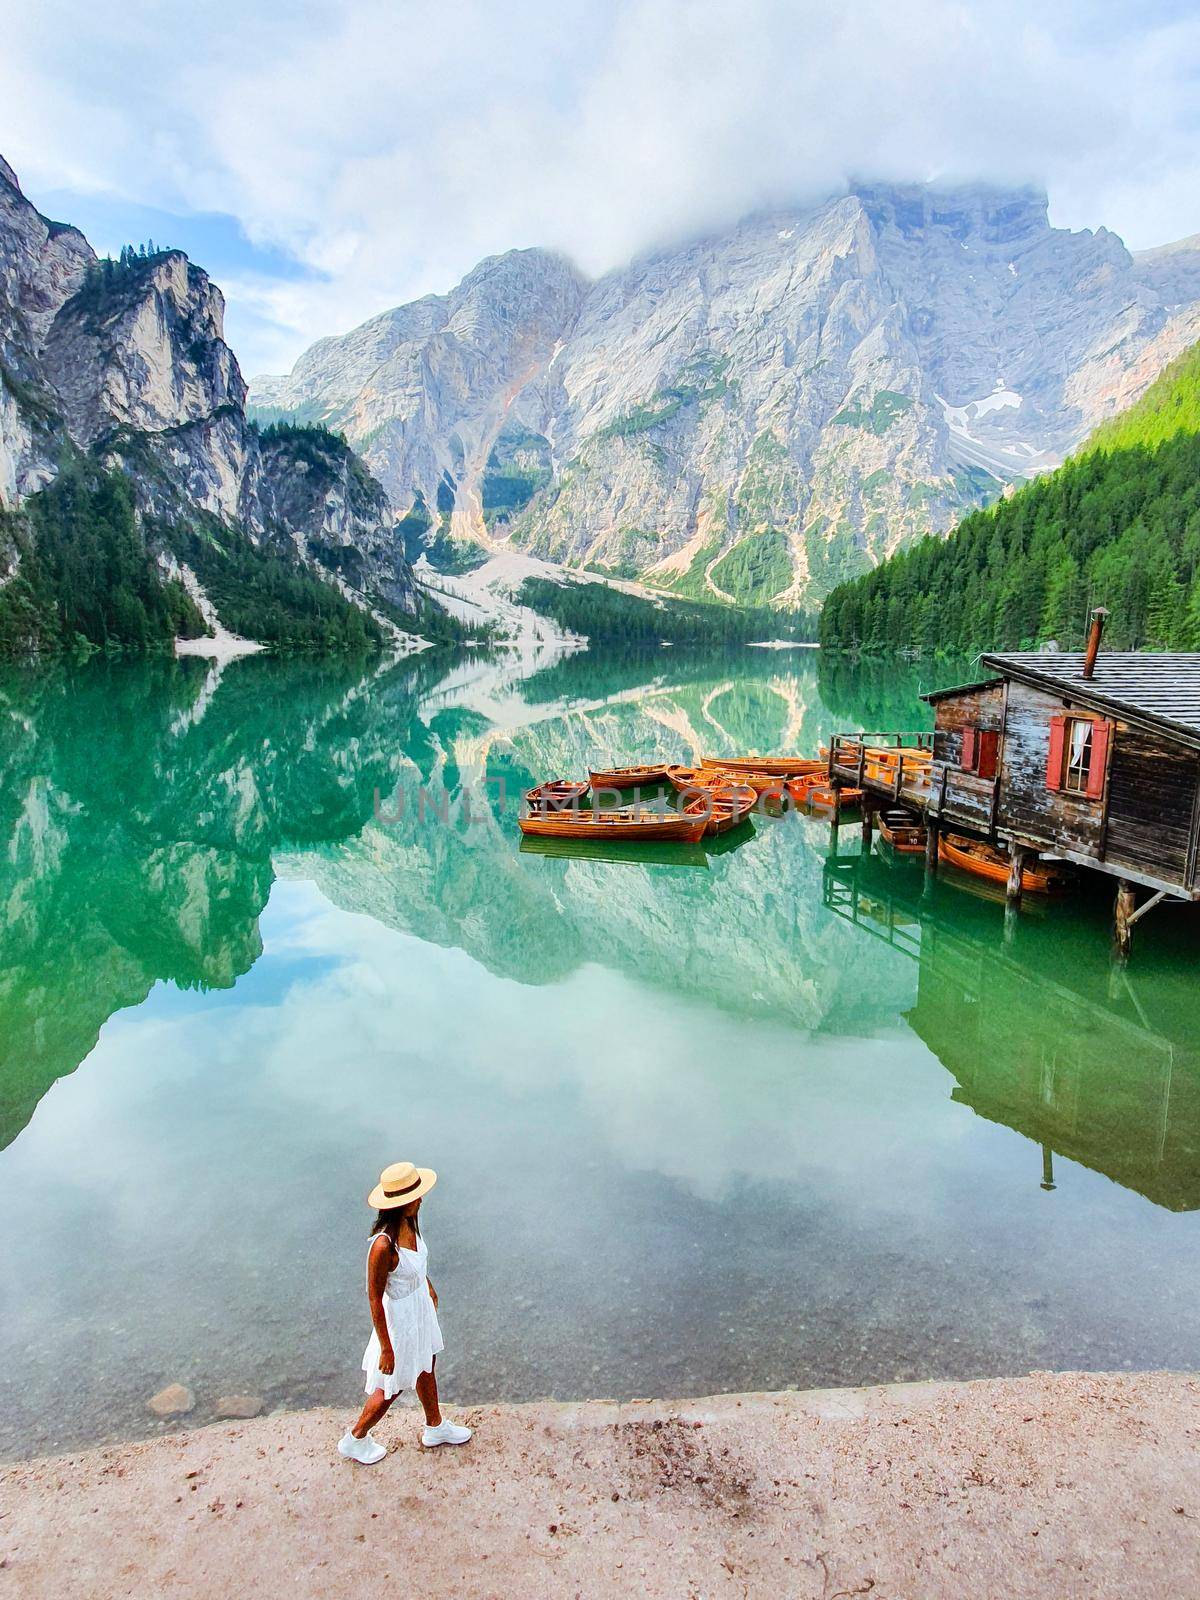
<box><xmin>3</xmin><ymin>1371</ymin><xmax>1197</xmax><ymax>1598</ymax></box>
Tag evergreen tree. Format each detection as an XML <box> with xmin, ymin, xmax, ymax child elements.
<box><xmin>820</xmin><ymin>336</ymin><xmax>1200</xmax><ymax>656</ymax></box>
<box><xmin>513</xmin><ymin>577</ymin><xmax>815</xmax><ymax>647</ymax></box>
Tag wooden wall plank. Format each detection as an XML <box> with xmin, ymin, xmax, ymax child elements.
<box><xmin>1107</xmin><ymin>729</ymin><xmax>1199</xmax><ymax>880</ymax></box>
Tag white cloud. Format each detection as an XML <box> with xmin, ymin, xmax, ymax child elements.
<box><xmin>2</xmin><ymin>0</ymin><xmax>1199</xmax><ymax>375</ymax></box>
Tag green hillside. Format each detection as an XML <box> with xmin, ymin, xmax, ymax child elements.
<box><xmin>819</xmin><ymin>340</ymin><xmax>1200</xmax><ymax>655</ymax></box>
<box><xmin>1088</xmin><ymin>341</ymin><xmax>1200</xmax><ymax>454</ymax></box>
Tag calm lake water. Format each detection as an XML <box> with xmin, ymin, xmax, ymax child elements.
<box><xmin>1</xmin><ymin>644</ymin><xmax>1199</xmax><ymax>1460</ymax></box>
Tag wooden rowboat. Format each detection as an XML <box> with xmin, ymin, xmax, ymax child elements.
<box><xmin>783</xmin><ymin>771</ymin><xmax>826</xmax><ymax>802</ymax></box>
<box><xmin>519</xmin><ymin>809</ymin><xmax>707</xmax><ymax>843</ymax></box>
<box><xmin>670</xmin><ymin>768</ymin><xmax>757</xmax><ymax>803</ymax></box>
<box><xmin>938</xmin><ymin>833</ymin><xmax>1070</xmax><ymax>894</ymax></box>
<box><xmin>804</xmin><ymin>783</ymin><xmax>863</xmax><ymax>812</ymax></box>
<box><xmin>524</xmin><ymin>779</ymin><xmax>589</xmax><ymax>812</ymax></box>
<box><xmin>705</xmin><ymin>782</ymin><xmax>757</xmax><ymax>806</ymax></box>
<box><xmin>878</xmin><ymin>808</ymin><xmax>927</xmax><ymax>854</ymax></box>
<box><xmin>690</xmin><ymin>766</ymin><xmax>798</xmax><ymax>797</ymax></box>
<box><xmin>682</xmin><ymin>794</ymin><xmax>756</xmax><ymax>836</ymax></box>
<box><xmin>588</xmin><ymin>763</ymin><xmax>672</xmax><ymax>789</ymax></box>
<box><xmin>702</xmin><ymin>755</ymin><xmax>824</xmax><ymax>777</ymax></box>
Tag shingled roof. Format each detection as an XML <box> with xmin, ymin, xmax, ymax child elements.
<box><xmin>979</xmin><ymin>652</ymin><xmax>1200</xmax><ymax>746</ymax></box>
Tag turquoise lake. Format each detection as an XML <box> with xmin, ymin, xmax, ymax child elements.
<box><xmin>1</xmin><ymin>645</ymin><xmax>1198</xmax><ymax>1460</ymax></box>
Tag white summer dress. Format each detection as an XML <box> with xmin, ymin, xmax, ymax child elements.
<box><xmin>361</xmin><ymin>1232</ymin><xmax>444</xmax><ymax>1397</ymax></box>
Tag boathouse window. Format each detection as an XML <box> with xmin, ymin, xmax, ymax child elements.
<box><xmin>1064</xmin><ymin>719</ymin><xmax>1093</xmax><ymax>793</ymax></box>
<box><xmin>959</xmin><ymin>726</ymin><xmax>999</xmax><ymax>779</ymax></box>
<box><xmin>1045</xmin><ymin>713</ymin><xmax>1110</xmax><ymax>798</ymax></box>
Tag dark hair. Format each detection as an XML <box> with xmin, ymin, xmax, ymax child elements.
<box><xmin>370</xmin><ymin>1207</ymin><xmax>420</xmax><ymax>1242</ymax></box>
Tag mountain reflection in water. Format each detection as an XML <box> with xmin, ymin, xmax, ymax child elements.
<box><xmin>1</xmin><ymin>644</ymin><xmax>1198</xmax><ymax>1460</ymax></box>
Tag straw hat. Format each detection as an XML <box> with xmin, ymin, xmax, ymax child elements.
<box><xmin>368</xmin><ymin>1160</ymin><xmax>437</xmax><ymax>1210</ymax></box>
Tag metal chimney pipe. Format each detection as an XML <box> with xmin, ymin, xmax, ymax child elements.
<box><xmin>1082</xmin><ymin>607</ymin><xmax>1109</xmax><ymax>680</ymax></box>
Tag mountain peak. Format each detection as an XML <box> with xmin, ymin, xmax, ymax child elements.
<box><xmin>0</xmin><ymin>167</ymin><xmax>421</xmax><ymax>643</ymax></box>
<box><xmin>455</xmin><ymin>245</ymin><xmax>589</xmax><ymax>299</ymax></box>
<box><xmin>0</xmin><ymin>154</ymin><xmax>19</xmax><ymax>193</ymax></box>
<box><xmin>848</xmin><ymin>178</ymin><xmax>1049</xmax><ymax>243</ymax></box>
<box><xmin>247</xmin><ymin>178</ymin><xmax>1200</xmax><ymax>606</ymax></box>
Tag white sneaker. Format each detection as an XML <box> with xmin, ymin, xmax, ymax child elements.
<box><xmin>421</xmin><ymin>1418</ymin><xmax>472</xmax><ymax>1447</ymax></box>
<box><xmin>338</xmin><ymin>1429</ymin><xmax>386</xmax><ymax>1464</ymax></box>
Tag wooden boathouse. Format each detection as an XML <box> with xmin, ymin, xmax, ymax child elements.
<box><xmin>827</xmin><ymin>612</ymin><xmax>1200</xmax><ymax>956</ymax></box>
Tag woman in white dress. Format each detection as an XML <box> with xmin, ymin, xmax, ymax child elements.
<box><xmin>338</xmin><ymin>1161</ymin><xmax>473</xmax><ymax>1464</ymax></box>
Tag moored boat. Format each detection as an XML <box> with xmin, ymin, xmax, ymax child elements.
<box><xmin>938</xmin><ymin>833</ymin><xmax>1071</xmax><ymax>894</ymax></box>
<box><xmin>681</xmin><ymin>793</ymin><xmax>757</xmax><ymax>835</ymax></box>
<box><xmin>878</xmin><ymin>808</ymin><xmax>927</xmax><ymax>854</ymax></box>
<box><xmin>588</xmin><ymin>763</ymin><xmax>672</xmax><ymax>789</ymax></box>
<box><xmin>693</xmin><ymin>766</ymin><xmax>798</xmax><ymax>797</ymax></box>
<box><xmin>783</xmin><ymin>771</ymin><xmax>826</xmax><ymax>802</ymax></box>
<box><xmin>519</xmin><ymin>809</ymin><xmax>707</xmax><ymax>843</ymax></box>
<box><xmin>701</xmin><ymin>755</ymin><xmax>823</xmax><ymax>777</ymax></box>
<box><xmin>804</xmin><ymin>783</ymin><xmax>863</xmax><ymax>812</ymax></box>
<box><xmin>672</xmin><ymin>768</ymin><xmax>757</xmax><ymax>801</ymax></box>
<box><xmin>706</xmin><ymin>781</ymin><xmax>757</xmax><ymax>806</ymax></box>
<box><xmin>524</xmin><ymin>778</ymin><xmax>589</xmax><ymax>812</ymax></box>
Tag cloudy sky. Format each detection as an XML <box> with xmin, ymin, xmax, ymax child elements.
<box><xmin>3</xmin><ymin>0</ymin><xmax>1199</xmax><ymax>376</ymax></box>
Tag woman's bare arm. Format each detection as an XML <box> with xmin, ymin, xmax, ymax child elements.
<box><xmin>367</xmin><ymin>1235</ymin><xmax>395</xmax><ymax>1373</ymax></box>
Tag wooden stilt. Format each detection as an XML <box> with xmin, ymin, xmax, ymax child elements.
<box><xmin>1113</xmin><ymin>878</ymin><xmax>1136</xmax><ymax>963</ymax></box>
<box><xmin>828</xmin><ymin>785</ymin><xmax>842</xmax><ymax>849</ymax></box>
<box><xmin>1040</xmin><ymin>1144</ymin><xmax>1056</xmax><ymax>1192</ymax></box>
<box><xmin>861</xmin><ymin>797</ymin><xmax>875</xmax><ymax>850</ymax></box>
<box><xmin>924</xmin><ymin>819</ymin><xmax>939</xmax><ymax>876</ymax></box>
<box><xmin>1006</xmin><ymin>845</ymin><xmax>1028</xmax><ymax>909</ymax></box>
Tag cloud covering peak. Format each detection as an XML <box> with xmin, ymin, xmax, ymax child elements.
<box><xmin>3</xmin><ymin>0</ymin><xmax>1199</xmax><ymax>373</ymax></box>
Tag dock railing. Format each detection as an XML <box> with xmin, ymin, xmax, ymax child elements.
<box><xmin>829</xmin><ymin>731</ymin><xmax>940</xmax><ymax>804</ymax></box>
<box><xmin>823</xmin><ymin>855</ymin><xmax>923</xmax><ymax>960</ymax></box>
<box><xmin>829</xmin><ymin>730</ymin><xmax>998</xmax><ymax>829</ymax></box>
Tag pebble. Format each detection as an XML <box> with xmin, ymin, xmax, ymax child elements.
<box><xmin>147</xmin><ymin>1384</ymin><xmax>195</xmax><ymax>1417</ymax></box>
<box><xmin>215</xmin><ymin>1394</ymin><xmax>264</xmax><ymax>1419</ymax></box>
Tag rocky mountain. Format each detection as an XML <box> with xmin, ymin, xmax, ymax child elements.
<box><xmin>0</xmin><ymin>156</ymin><xmax>417</xmax><ymax>649</ymax></box>
<box><xmin>251</xmin><ymin>182</ymin><xmax>1200</xmax><ymax>607</ymax></box>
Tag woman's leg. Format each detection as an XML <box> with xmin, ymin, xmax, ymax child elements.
<box><xmin>351</xmin><ymin>1388</ymin><xmax>397</xmax><ymax>1439</ymax></box>
<box><xmin>414</xmin><ymin>1358</ymin><xmax>442</xmax><ymax>1427</ymax></box>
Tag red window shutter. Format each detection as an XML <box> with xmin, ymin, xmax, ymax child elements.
<box><xmin>976</xmin><ymin>729</ymin><xmax>999</xmax><ymax>781</ymax></box>
<box><xmin>961</xmin><ymin>725</ymin><xmax>977</xmax><ymax>772</ymax></box>
<box><xmin>1086</xmin><ymin>719</ymin><xmax>1111</xmax><ymax>799</ymax></box>
<box><xmin>1045</xmin><ymin>715</ymin><xmax>1066</xmax><ymax>791</ymax></box>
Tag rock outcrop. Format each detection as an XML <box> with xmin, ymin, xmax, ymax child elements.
<box><xmin>252</xmin><ymin>182</ymin><xmax>1200</xmax><ymax>605</ymax></box>
<box><xmin>0</xmin><ymin>157</ymin><xmax>416</xmax><ymax>626</ymax></box>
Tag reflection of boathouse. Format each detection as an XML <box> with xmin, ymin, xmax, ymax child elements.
<box><xmin>824</xmin><ymin>854</ymin><xmax>1200</xmax><ymax>1211</ymax></box>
